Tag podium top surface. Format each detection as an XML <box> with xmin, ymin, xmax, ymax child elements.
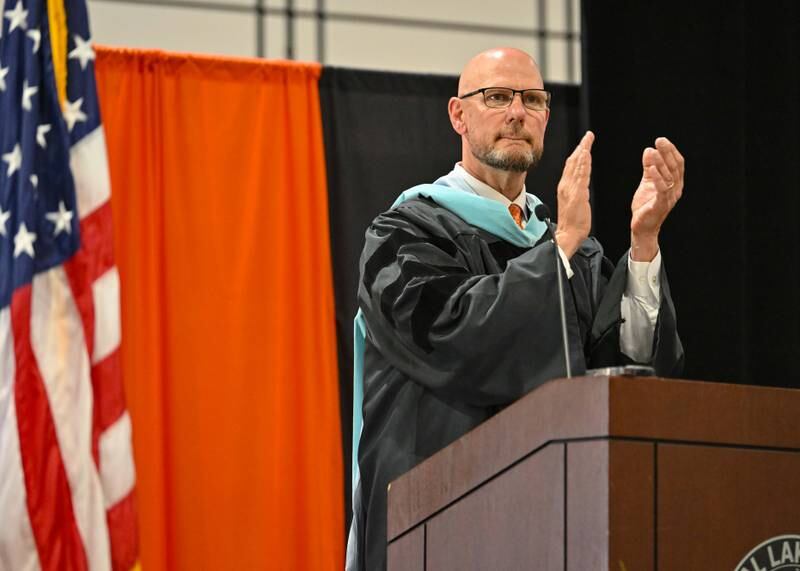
<box><xmin>387</xmin><ymin>376</ymin><xmax>800</xmax><ymax>539</ymax></box>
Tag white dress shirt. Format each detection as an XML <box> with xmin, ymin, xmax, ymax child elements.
<box><xmin>439</xmin><ymin>164</ymin><xmax>660</xmax><ymax>363</ymax></box>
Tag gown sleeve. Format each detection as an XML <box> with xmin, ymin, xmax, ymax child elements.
<box><xmin>359</xmin><ymin>204</ymin><xmax>589</xmax><ymax>407</ymax></box>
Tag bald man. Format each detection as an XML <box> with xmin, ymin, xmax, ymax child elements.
<box><xmin>347</xmin><ymin>48</ymin><xmax>684</xmax><ymax>571</ymax></box>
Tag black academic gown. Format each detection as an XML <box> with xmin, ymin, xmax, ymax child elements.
<box><xmin>347</xmin><ymin>196</ymin><xmax>683</xmax><ymax>571</ymax></box>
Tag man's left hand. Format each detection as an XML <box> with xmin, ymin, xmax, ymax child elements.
<box><xmin>630</xmin><ymin>137</ymin><xmax>684</xmax><ymax>261</ymax></box>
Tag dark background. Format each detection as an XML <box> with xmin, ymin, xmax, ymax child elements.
<box><xmin>320</xmin><ymin>0</ymin><xmax>800</xmax><ymax>532</ymax></box>
<box><xmin>586</xmin><ymin>1</ymin><xmax>800</xmax><ymax>385</ymax></box>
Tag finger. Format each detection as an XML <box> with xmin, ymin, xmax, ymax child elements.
<box><xmin>655</xmin><ymin>137</ymin><xmax>685</xmax><ymax>180</ymax></box>
<box><xmin>583</xmin><ymin>147</ymin><xmax>593</xmax><ymax>176</ymax></box>
<box><xmin>644</xmin><ymin>148</ymin><xmax>673</xmax><ymax>186</ymax></box>
<box><xmin>647</xmin><ymin>165</ymin><xmax>672</xmax><ymax>193</ymax></box>
<box><xmin>654</xmin><ymin>139</ymin><xmax>679</xmax><ymax>176</ymax></box>
<box><xmin>573</xmin><ymin>152</ymin><xmax>584</xmax><ymax>183</ymax></box>
<box><xmin>580</xmin><ymin>130</ymin><xmax>595</xmax><ymax>152</ymax></box>
<box><xmin>577</xmin><ymin>150</ymin><xmax>592</xmax><ymax>186</ymax></box>
<box><xmin>641</xmin><ymin>146</ymin><xmax>653</xmax><ymax>169</ymax></box>
<box><xmin>657</xmin><ymin>173</ymin><xmax>682</xmax><ymax>206</ymax></box>
<box><xmin>572</xmin><ymin>131</ymin><xmax>594</xmax><ymax>161</ymax></box>
<box><xmin>576</xmin><ymin>148</ymin><xmax>590</xmax><ymax>176</ymax></box>
<box><xmin>562</xmin><ymin>149</ymin><xmax>577</xmax><ymax>180</ymax></box>
<box><xmin>562</xmin><ymin>133</ymin><xmax>595</xmax><ymax>186</ymax></box>
<box><xmin>562</xmin><ymin>136</ymin><xmax>586</xmax><ymax>177</ymax></box>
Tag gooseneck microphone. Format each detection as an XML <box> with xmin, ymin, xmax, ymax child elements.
<box><xmin>534</xmin><ymin>203</ymin><xmax>572</xmax><ymax>378</ymax></box>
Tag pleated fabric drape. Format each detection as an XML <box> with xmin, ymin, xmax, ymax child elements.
<box><xmin>95</xmin><ymin>47</ymin><xmax>343</xmax><ymax>570</ymax></box>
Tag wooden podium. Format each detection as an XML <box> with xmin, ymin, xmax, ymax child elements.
<box><xmin>386</xmin><ymin>376</ymin><xmax>800</xmax><ymax>570</ymax></box>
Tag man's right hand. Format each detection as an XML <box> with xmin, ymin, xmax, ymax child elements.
<box><xmin>555</xmin><ymin>131</ymin><xmax>594</xmax><ymax>258</ymax></box>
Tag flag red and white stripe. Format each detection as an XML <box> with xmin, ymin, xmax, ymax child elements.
<box><xmin>0</xmin><ymin>133</ymin><xmax>137</xmax><ymax>570</ymax></box>
<box><xmin>0</xmin><ymin>129</ymin><xmax>139</xmax><ymax>571</ymax></box>
<box><xmin>0</xmin><ymin>0</ymin><xmax>139</xmax><ymax>569</ymax></box>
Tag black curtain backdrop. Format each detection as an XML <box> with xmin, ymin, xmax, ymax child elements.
<box><xmin>319</xmin><ymin>67</ymin><xmax>582</xmax><ymax>526</ymax></box>
<box><xmin>584</xmin><ymin>0</ymin><xmax>800</xmax><ymax>386</ymax></box>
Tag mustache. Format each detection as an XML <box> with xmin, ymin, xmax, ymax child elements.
<box><xmin>496</xmin><ymin>126</ymin><xmax>532</xmax><ymax>143</ymax></box>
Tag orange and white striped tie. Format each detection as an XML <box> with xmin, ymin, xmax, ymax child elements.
<box><xmin>508</xmin><ymin>203</ymin><xmax>525</xmax><ymax>229</ymax></box>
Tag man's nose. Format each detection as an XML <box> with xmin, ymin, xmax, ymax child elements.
<box><xmin>506</xmin><ymin>93</ymin><xmax>527</xmax><ymax>121</ymax></box>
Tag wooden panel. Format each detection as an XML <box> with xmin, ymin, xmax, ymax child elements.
<box><xmin>426</xmin><ymin>444</ymin><xmax>564</xmax><ymax>571</ymax></box>
<box><xmin>608</xmin><ymin>441</ymin><xmax>654</xmax><ymax>570</ymax></box>
<box><xmin>387</xmin><ymin>526</ymin><xmax>425</xmax><ymax>571</ymax></box>
<box><xmin>658</xmin><ymin>444</ymin><xmax>800</xmax><ymax>570</ymax></box>
<box><xmin>567</xmin><ymin>440</ymin><xmax>654</xmax><ymax>570</ymax></box>
<box><xmin>567</xmin><ymin>441</ymin><xmax>609</xmax><ymax>570</ymax></box>
<box><xmin>609</xmin><ymin>377</ymin><xmax>800</xmax><ymax>449</ymax></box>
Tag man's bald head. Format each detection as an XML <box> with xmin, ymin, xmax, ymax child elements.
<box><xmin>448</xmin><ymin>47</ymin><xmax>549</xmax><ymax>181</ymax></box>
<box><xmin>457</xmin><ymin>48</ymin><xmax>543</xmax><ymax>96</ymax></box>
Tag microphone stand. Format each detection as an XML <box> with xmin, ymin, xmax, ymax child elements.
<box><xmin>534</xmin><ymin>204</ymin><xmax>572</xmax><ymax>378</ymax></box>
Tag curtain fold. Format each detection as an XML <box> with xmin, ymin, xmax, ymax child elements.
<box><xmin>95</xmin><ymin>47</ymin><xmax>343</xmax><ymax>570</ymax></box>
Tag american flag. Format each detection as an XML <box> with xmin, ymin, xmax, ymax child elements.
<box><xmin>0</xmin><ymin>0</ymin><xmax>138</xmax><ymax>569</ymax></box>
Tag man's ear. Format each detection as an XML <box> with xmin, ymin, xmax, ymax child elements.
<box><xmin>448</xmin><ymin>97</ymin><xmax>467</xmax><ymax>135</ymax></box>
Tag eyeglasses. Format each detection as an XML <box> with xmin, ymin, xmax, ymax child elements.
<box><xmin>459</xmin><ymin>87</ymin><xmax>551</xmax><ymax>111</ymax></box>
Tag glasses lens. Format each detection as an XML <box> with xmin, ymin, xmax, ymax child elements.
<box><xmin>522</xmin><ymin>90</ymin><xmax>550</xmax><ymax>110</ymax></box>
<box><xmin>483</xmin><ymin>88</ymin><xmax>514</xmax><ymax>108</ymax></box>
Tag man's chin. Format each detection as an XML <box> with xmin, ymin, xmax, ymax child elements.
<box><xmin>479</xmin><ymin>149</ymin><xmax>539</xmax><ymax>173</ymax></box>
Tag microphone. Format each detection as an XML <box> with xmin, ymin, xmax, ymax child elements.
<box><xmin>533</xmin><ymin>203</ymin><xmax>552</xmax><ymax>226</ymax></box>
<box><xmin>534</xmin><ymin>203</ymin><xmax>572</xmax><ymax>378</ymax></box>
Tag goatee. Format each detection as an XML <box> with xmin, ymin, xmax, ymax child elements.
<box><xmin>470</xmin><ymin>132</ymin><xmax>543</xmax><ymax>173</ymax></box>
<box><xmin>476</xmin><ymin>146</ymin><xmax>542</xmax><ymax>172</ymax></box>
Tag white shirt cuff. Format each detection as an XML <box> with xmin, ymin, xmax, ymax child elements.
<box><xmin>556</xmin><ymin>246</ymin><xmax>575</xmax><ymax>279</ymax></box>
<box><xmin>620</xmin><ymin>249</ymin><xmax>662</xmax><ymax>362</ymax></box>
<box><xmin>627</xmin><ymin>249</ymin><xmax>662</xmax><ymax>302</ymax></box>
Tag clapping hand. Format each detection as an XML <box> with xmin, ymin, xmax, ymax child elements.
<box><xmin>555</xmin><ymin>130</ymin><xmax>595</xmax><ymax>258</ymax></box>
<box><xmin>630</xmin><ymin>137</ymin><xmax>684</xmax><ymax>261</ymax></box>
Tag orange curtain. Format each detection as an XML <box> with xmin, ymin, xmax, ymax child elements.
<box><xmin>94</xmin><ymin>48</ymin><xmax>343</xmax><ymax>570</ymax></box>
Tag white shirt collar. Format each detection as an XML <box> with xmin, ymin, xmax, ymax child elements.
<box><xmin>451</xmin><ymin>163</ymin><xmax>528</xmax><ymax>216</ymax></box>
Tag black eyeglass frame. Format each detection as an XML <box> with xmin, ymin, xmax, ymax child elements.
<box><xmin>458</xmin><ymin>87</ymin><xmax>552</xmax><ymax>111</ymax></box>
